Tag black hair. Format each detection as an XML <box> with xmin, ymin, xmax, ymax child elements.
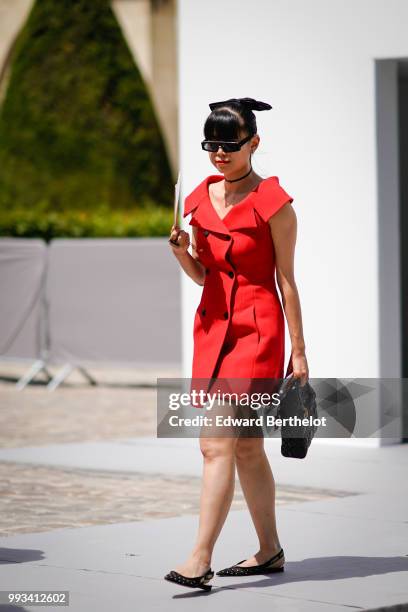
<box><xmin>203</xmin><ymin>100</ymin><xmax>257</xmax><ymax>142</ymax></box>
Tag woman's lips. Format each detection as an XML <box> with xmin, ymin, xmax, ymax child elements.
<box><xmin>216</xmin><ymin>160</ymin><xmax>229</xmax><ymax>164</ymax></box>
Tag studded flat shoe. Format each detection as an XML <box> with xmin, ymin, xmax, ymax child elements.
<box><xmin>164</xmin><ymin>567</ymin><xmax>214</xmax><ymax>591</ymax></box>
<box><xmin>216</xmin><ymin>547</ymin><xmax>285</xmax><ymax>576</ymax></box>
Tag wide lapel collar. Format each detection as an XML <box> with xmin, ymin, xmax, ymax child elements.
<box><xmin>183</xmin><ymin>175</ymin><xmax>258</xmax><ymax>234</ymax></box>
<box><xmin>183</xmin><ymin>175</ymin><xmax>228</xmax><ymax>235</ymax></box>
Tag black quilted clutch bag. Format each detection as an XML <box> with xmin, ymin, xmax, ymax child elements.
<box><xmin>277</xmin><ymin>374</ymin><xmax>318</xmax><ymax>458</ymax></box>
<box><xmin>275</xmin><ymin>352</ymin><xmax>318</xmax><ymax>459</ymax></box>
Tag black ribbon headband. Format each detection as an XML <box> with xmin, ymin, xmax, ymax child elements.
<box><xmin>209</xmin><ymin>97</ymin><xmax>272</xmax><ymax>111</ymax></box>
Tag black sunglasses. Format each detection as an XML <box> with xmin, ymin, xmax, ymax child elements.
<box><xmin>201</xmin><ymin>134</ymin><xmax>252</xmax><ymax>153</ymax></box>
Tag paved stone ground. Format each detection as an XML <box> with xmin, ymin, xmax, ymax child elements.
<box><xmin>0</xmin><ymin>361</ymin><xmax>353</xmax><ymax>539</ymax></box>
<box><xmin>0</xmin><ymin>385</ymin><xmax>156</xmax><ymax>446</ymax></box>
<box><xmin>0</xmin><ymin>363</ymin><xmax>159</xmax><ymax>447</ymax></box>
<box><xmin>0</xmin><ymin>462</ymin><xmax>351</xmax><ymax>538</ymax></box>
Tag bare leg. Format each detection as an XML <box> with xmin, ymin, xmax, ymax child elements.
<box><xmin>233</xmin><ymin>437</ymin><xmax>284</xmax><ymax>567</ymax></box>
<box><xmin>174</xmin><ymin>401</ymin><xmax>239</xmax><ymax>577</ymax></box>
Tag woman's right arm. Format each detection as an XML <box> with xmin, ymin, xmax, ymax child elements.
<box><xmin>169</xmin><ymin>224</ymin><xmax>206</xmax><ymax>286</ymax></box>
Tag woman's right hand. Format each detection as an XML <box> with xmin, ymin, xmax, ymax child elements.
<box><xmin>168</xmin><ymin>224</ymin><xmax>190</xmax><ymax>254</ymax></box>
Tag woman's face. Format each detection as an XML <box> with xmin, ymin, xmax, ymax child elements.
<box><xmin>208</xmin><ymin>128</ymin><xmax>260</xmax><ymax>177</ymax></box>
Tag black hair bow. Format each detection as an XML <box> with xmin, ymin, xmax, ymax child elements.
<box><xmin>209</xmin><ymin>97</ymin><xmax>272</xmax><ymax>111</ymax></box>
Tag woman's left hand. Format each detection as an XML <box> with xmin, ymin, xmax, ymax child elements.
<box><xmin>291</xmin><ymin>351</ymin><xmax>309</xmax><ymax>386</ymax></box>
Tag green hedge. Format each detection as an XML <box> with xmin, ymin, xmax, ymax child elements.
<box><xmin>0</xmin><ymin>0</ymin><xmax>173</xmax><ymax>231</ymax></box>
<box><xmin>0</xmin><ymin>205</ymin><xmax>174</xmax><ymax>241</ymax></box>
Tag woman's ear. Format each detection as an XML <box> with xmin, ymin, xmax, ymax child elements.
<box><xmin>251</xmin><ymin>134</ymin><xmax>260</xmax><ymax>153</ymax></box>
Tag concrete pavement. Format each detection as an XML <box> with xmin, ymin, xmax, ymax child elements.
<box><xmin>0</xmin><ymin>438</ymin><xmax>407</xmax><ymax>611</ymax></box>
<box><xmin>0</xmin><ymin>361</ymin><xmax>407</xmax><ymax>610</ymax></box>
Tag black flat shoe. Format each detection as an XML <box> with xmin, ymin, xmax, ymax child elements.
<box><xmin>216</xmin><ymin>547</ymin><xmax>285</xmax><ymax>576</ymax></box>
<box><xmin>164</xmin><ymin>567</ymin><xmax>214</xmax><ymax>591</ymax></box>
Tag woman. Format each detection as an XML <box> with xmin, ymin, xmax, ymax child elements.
<box><xmin>165</xmin><ymin>97</ymin><xmax>309</xmax><ymax>591</ymax></box>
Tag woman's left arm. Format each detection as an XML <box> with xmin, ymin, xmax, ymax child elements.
<box><xmin>268</xmin><ymin>203</ymin><xmax>309</xmax><ymax>384</ymax></box>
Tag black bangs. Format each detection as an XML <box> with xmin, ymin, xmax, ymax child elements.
<box><xmin>203</xmin><ymin>110</ymin><xmax>245</xmax><ymax>141</ymax></box>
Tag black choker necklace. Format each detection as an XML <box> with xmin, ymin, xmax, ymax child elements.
<box><xmin>224</xmin><ymin>164</ymin><xmax>253</xmax><ymax>183</ymax></box>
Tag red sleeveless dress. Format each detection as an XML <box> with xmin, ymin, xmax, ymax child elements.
<box><xmin>183</xmin><ymin>174</ymin><xmax>294</xmax><ymax>404</ymax></box>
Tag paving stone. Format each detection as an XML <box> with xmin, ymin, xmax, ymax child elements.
<box><xmin>0</xmin><ymin>377</ymin><xmax>157</xmax><ymax>447</ymax></box>
<box><xmin>0</xmin><ymin>462</ymin><xmax>350</xmax><ymax>537</ymax></box>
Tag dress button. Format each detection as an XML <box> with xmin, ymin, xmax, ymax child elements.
<box><xmin>228</xmin><ymin>270</ymin><xmax>234</xmax><ymax>278</ymax></box>
<box><xmin>223</xmin><ymin>311</ymin><xmax>229</xmax><ymax>319</ymax></box>
<box><xmin>201</xmin><ymin>308</ymin><xmax>206</xmax><ymax>316</ymax></box>
<box><xmin>203</xmin><ymin>230</ymin><xmax>210</xmax><ymax>236</ymax></box>
<box><xmin>205</xmin><ymin>268</ymin><xmax>210</xmax><ymax>274</ymax></box>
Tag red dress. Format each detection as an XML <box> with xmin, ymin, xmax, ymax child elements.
<box><xmin>183</xmin><ymin>174</ymin><xmax>294</xmax><ymax>405</ymax></box>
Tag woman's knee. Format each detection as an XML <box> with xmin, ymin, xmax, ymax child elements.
<box><xmin>199</xmin><ymin>437</ymin><xmax>236</xmax><ymax>461</ymax></box>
